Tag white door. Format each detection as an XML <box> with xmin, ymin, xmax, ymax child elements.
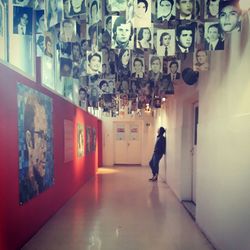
<box><xmin>114</xmin><ymin>122</ymin><xmax>141</xmax><ymax>165</ymax></box>
<box><xmin>191</xmin><ymin>102</ymin><xmax>199</xmax><ymax>204</ymax></box>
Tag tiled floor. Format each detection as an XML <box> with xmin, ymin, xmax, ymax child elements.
<box><xmin>22</xmin><ymin>166</ymin><xmax>215</xmax><ymax>250</ymax></box>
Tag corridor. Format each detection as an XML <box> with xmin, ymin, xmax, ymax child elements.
<box><xmin>22</xmin><ymin>166</ymin><xmax>214</xmax><ymax>250</ymax></box>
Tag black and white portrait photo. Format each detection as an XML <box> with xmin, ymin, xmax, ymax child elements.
<box><xmin>44</xmin><ymin>32</ymin><xmax>53</xmax><ymax>58</ymax></box>
<box><xmin>193</xmin><ymin>49</ymin><xmax>209</xmax><ymax>71</ymax></box>
<box><xmin>45</xmin><ymin>0</ymin><xmax>63</xmax><ymax>28</ymax></box>
<box><xmin>69</xmin><ymin>0</ymin><xmax>86</xmax><ymax>16</ymax></box>
<box><xmin>157</xmin><ymin>29</ymin><xmax>176</xmax><ymax>56</ymax></box>
<box><xmin>148</xmin><ymin>55</ymin><xmax>163</xmax><ymax>81</ymax></box>
<box><xmin>36</xmin><ymin>34</ymin><xmax>44</xmax><ymax>56</ymax></box>
<box><xmin>86</xmin><ymin>51</ymin><xmax>102</xmax><ymax>75</ymax></box>
<box><xmin>60</xmin><ymin>19</ymin><xmax>78</xmax><ymax>42</ymax></box>
<box><xmin>72</xmin><ymin>42</ymin><xmax>81</xmax><ymax>62</ymax></box>
<box><xmin>112</xmin><ymin>15</ymin><xmax>134</xmax><ymax>49</ymax></box>
<box><xmin>35</xmin><ymin>10</ymin><xmax>45</xmax><ymax>33</ymax></box>
<box><xmin>176</xmin><ymin>0</ymin><xmax>195</xmax><ymax>20</ymax></box>
<box><xmin>13</xmin><ymin>6</ymin><xmax>33</xmax><ymax>35</ymax></box>
<box><xmin>60</xmin><ymin>57</ymin><xmax>73</xmax><ymax>77</ymax></box>
<box><xmin>165</xmin><ymin>60</ymin><xmax>181</xmax><ymax>82</ymax></box>
<box><xmin>157</xmin><ymin>0</ymin><xmax>176</xmax><ymax>22</ymax></box>
<box><xmin>219</xmin><ymin>0</ymin><xmax>241</xmax><ymax>33</ymax></box>
<box><xmin>131</xmin><ymin>56</ymin><xmax>145</xmax><ymax>78</ymax></box>
<box><xmin>102</xmin><ymin>16</ymin><xmax>112</xmax><ymax>48</ymax></box>
<box><xmin>136</xmin><ymin>27</ymin><xmax>153</xmax><ymax>50</ymax></box>
<box><xmin>205</xmin><ymin>0</ymin><xmax>220</xmax><ymax>19</ymax></box>
<box><xmin>133</xmin><ymin>0</ymin><xmax>151</xmax><ymax>28</ymax></box>
<box><xmin>176</xmin><ymin>22</ymin><xmax>196</xmax><ymax>53</ymax></box>
<box><xmin>204</xmin><ymin>22</ymin><xmax>224</xmax><ymax>51</ymax></box>
<box><xmin>116</xmin><ymin>49</ymin><xmax>131</xmax><ymax>79</ymax></box>
<box><xmin>88</xmin><ymin>0</ymin><xmax>100</xmax><ymax>25</ymax></box>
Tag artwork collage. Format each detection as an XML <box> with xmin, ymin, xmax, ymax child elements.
<box><xmin>9</xmin><ymin>0</ymin><xmax>241</xmax><ymax>115</ymax></box>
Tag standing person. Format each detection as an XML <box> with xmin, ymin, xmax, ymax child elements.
<box><xmin>149</xmin><ymin>127</ymin><xmax>166</xmax><ymax>181</ymax></box>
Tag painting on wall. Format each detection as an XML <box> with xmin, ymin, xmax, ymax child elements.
<box><xmin>64</xmin><ymin>119</ymin><xmax>74</xmax><ymax>162</ymax></box>
<box><xmin>91</xmin><ymin>127</ymin><xmax>96</xmax><ymax>152</ymax></box>
<box><xmin>86</xmin><ymin>126</ymin><xmax>91</xmax><ymax>153</ymax></box>
<box><xmin>77</xmin><ymin>123</ymin><xmax>84</xmax><ymax>157</ymax></box>
<box><xmin>17</xmin><ymin>83</ymin><xmax>54</xmax><ymax>204</ymax></box>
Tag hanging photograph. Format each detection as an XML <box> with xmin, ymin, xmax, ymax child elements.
<box><xmin>204</xmin><ymin>21</ymin><xmax>224</xmax><ymax>51</ymax></box>
<box><xmin>131</xmin><ymin>56</ymin><xmax>145</xmax><ymax>78</ymax></box>
<box><xmin>86</xmin><ymin>126</ymin><xmax>91</xmax><ymax>153</ymax></box>
<box><xmin>77</xmin><ymin>123</ymin><xmax>84</xmax><ymax>157</ymax></box>
<box><xmin>99</xmin><ymin>79</ymin><xmax>114</xmax><ymax>94</ymax></box>
<box><xmin>86</xmin><ymin>51</ymin><xmax>102</xmax><ymax>75</ymax></box>
<box><xmin>87</xmin><ymin>24</ymin><xmax>99</xmax><ymax>51</ymax></box>
<box><xmin>79</xmin><ymin>87</ymin><xmax>88</xmax><ymax>109</ymax></box>
<box><xmin>193</xmin><ymin>49</ymin><xmax>209</xmax><ymax>71</ymax></box>
<box><xmin>13</xmin><ymin>6</ymin><xmax>33</xmax><ymax>35</ymax></box>
<box><xmin>110</xmin><ymin>0</ymin><xmax>127</xmax><ymax>12</ymax></box>
<box><xmin>36</xmin><ymin>34</ymin><xmax>44</xmax><ymax>56</ymax></box>
<box><xmin>60</xmin><ymin>19</ymin><xmax>78</xmax><ymax>42</ymax></box>
<box><xmin>60</xmin><ymin>57</ymin><xmax>73</xmax><ymax>77</ymax></box>
<box><xmin>157</xmin><ymin>29</ymin><xmax>176</xmax><ymax>56</ymax></box>
<box><xmin>17</xmin><ymin>83</ymin><xmax>54</xmax><ymax>204</ymax></box>
<box><xmin>219</xmin><ymin>0</ymin><xmax>241</xmax><ymax>33</ymax></box>
<box><xmin>129</xmin><ymin>79</ymin><xmax>140</xmax><ymax>96</ymax></box>
<box><xmin>88</xmin><ymin>0</ymin><xmax>101</xmax><ymax>25</ymax></box>
<box><xmin>136</xmin><ymin>27</ymin><xmax>153</xmax><ymax>50</ymax></box>
<box><xmin>60</xmin><ymin>42</ymin><xmax>72</xmax><ymax>58</ymax></box>
<box><xmin>91</xmin><ymin>127</ymin><xmax>96</xmax><ymax>152</ymax></box>
<box><xmin>165</xmin><ymin>60</ymin><xmax>181</xmax><ymax>82</ymax></box>
<box><xmin>176</xmin><ymin>22</ymin><xmax>196</xmax><ymax>53</ymax></box>
<box><xmin>205</xmin><ymin>0</ymin><xmax>220</xmax><ymax>19</ymax></box>
<box><xmin>69</xmin><ymin>0</ymin><xmax>86</xmax><ymax>16</ymax></box>
<box><xmin>117</xmin><ymin>79</ymin><xmax>130</xmax><ymax>94</ymax></box>
<box><xmin>45</xmin><ymin>0</ymin><xmax>63</xmax><ymax>29</ymax></box>
<box><xmin>35</xmin><ymin>10</ymin><xmax>45</xmax><ymax>34</ymax></box>
<box><xmin>102</xmin><ymin>16</ymin><xmax>112</xmax><ymax>48</ymax></box>
<box><xmin>88</xmin><ymin>85</ymin><xmax>99</xmax><ymax>108</ymax></box>
<box><xmin>157</xmin><ymin>0</ymin><xmax>176</xmax><ymax>22</ymax></box>
<box><xmin>0</xmin><ymin>1</ymin><xmax>3</xmax><ymax>37</ymax></box>
<box><xmin>195</xmin><ymin>21</ymin><xmax>205</xmax><ymax>49</ymax></box>
<box><xmin>148</xmin><ymin>55</ymin><xmax>163</xmax><ymax>81</ymax></box>
<box><xmin>72</xmin><ymin>42</ymin><xmax>81</xmax><ymax>63</ymax></box>
<box><xmin>111</xmin><ymin>15</ymin><xmax>134</xmax><ymax>49</ymax></box>
<box><xmin>133</xmin><ymin>0</ymin><xmax>151</xmax><ymax>28</ymax></box>
<box><xmin>44</xmin><ymin>31</ymin><xmax>54</xmax><ymax>58</ymax></box>
<box><xmin>116</xmin><ymin>49</ymin><xmax>131</xmax><ymax>79</ymax></box>
<box><xmin>64</xmin><ymin>119</ymin><xmax>74</xmax><ymax>163</ymax></box>
<box><xmin>176</xmin><ymin>0</ymin><xmax>195</xmax><ymax>20</ymax></box>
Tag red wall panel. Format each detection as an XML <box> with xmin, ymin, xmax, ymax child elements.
<box><xmin>0</xmin><ymin>63</ymin><xmax>102</xmax><ymax>250</ymax></box>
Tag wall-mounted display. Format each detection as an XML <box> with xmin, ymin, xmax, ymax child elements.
<box><xmin>86</xmin><ymin>126</ymin><xmax>91</xmax><ymax>153</ymax></box>
<box><xmin>77</xmin><ymin>123</ymin><xmax>84</xmax><ymax>157</ymax></box>
<box><xmin>157</xmin><ymin>28</ymin><xmax>176</xmax><ymax>56</ymax></box>
<box><xmin>91</xmin><ymin>127</ymin><xmax>96</xmax><ymax>151</ymax></box>
<box><xmin>193</xmin><ymin>49</ymin><xmax>209</xmax><ymax>71</ymax></box>
<box><xmin>17</xmin><ymin>83</ymin><xmax>54</xmax><ymax>204</ymax></box>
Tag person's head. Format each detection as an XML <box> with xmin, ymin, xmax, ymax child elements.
<box><xmin>158</xmin><ymin>126</ymin><xmax>166</xmax><ymax>135</ymax></box>
<box><xmin>118</xmin><ymin>49</ymin><xmax>130</xmax><ymax>66</ymax></box>
<box><xmin>138</xmin><ymin>27</ymin><xmax>151</xmax><ymax>42</ymax></box>
<box><xmin>88</xmin><ymin>52</ymin><xmax>101</xmax><ymax>72</ymax></box>
<box><xmin>113</xmin><ymin>16</ymin><xmax>133</xmax><ymax>44</ymax></box>
<box><xmin>133</xmin><ymin>58</ymin><xmax>143</xmax><ymax>72</ymax></box>
<box><xmin>37</xmin><ymin>35</ymin><xmax>44</xmax><ymax>50</ymax></box>
<box><xmin>20</xmin><ymin>13</ymin><xmax>28</xmax><ymax>26</ymax></box>
<box><xmin>135</xmin><ymin>0</ymin><xmax>148</xmax><ymax>18</ymax></box>
<box><xmin>159</xmin><ymin>0</ymin><xmax>174</xmax><ymax>16</ymax></box>
<box><xmin>45</xmin><ymin>35</ymin><xmax>52</xmax><ymax>55</ymax></box>
<box><xmin>106</xmin><ymin>16</ymin><xmax>112</xmax><ymax>31</ymax></box>
<box><xmin>79</xmin><ymin>87</ymin><xmax>87</xmax><ymax>100</ymax></box>
<box><xmin>63</xmin><ymin>19</ymin><xmax>74</xmax><ymax>37</ymax></box>
<box><xmin>100</xmin><ymin>80</ymin><xmax>109</xmax><ymax>91</ymax></box>
<box><xmin>169</xmin><ymin>61</ymin><xmax>178</xmax><ymax>73</ymax></box>
<box><xmin>196</xmin><ymin>50</ymin><xmax>207</xmax><ymax>64</ymax></box>
<box><xmin>207</xmin><ymin>0</ymin><xmax>220</xmax><ymax>17</ymax></box>
<box><xmin>176</xmin><ymin>24</ymin><xmax>193</xmax><ymax>48</ymax></box>
<box><xmin>176</xmin><ymin>0</ymin><xmax>193</xmax><ymax>17</ymax></box>
<box><xmin>207</xmin><ymin>23</ymin><xmax>220</xmax><ymax>42</ymax></box>
<box><xmin>24</xmin><ymin>95</ymin><xmax>48</xmax><ymax>180</ymax></box>
<box><xmin>90</xmin><ymin>0</ymin><xmax>98</xmax><ymax>19</ymax></box>
<box><xmin>121</xmin><ymin>79</ymin><xmax>129</xmax><ymax>90</ymax></box>
<box><xmin>160</xmin><ymin>32</ymin><xmax>171</xmax><ymax>47</ymax></box>
<box><xmin>150</xmin><ymin>56</ymin><xmax>161</xmax><ymax>74</ymax></box>
<box><xmin>72</xmin><ymin>42</ymin><xmax>81</xmax><ymax>60</ymax></box>
<box><xmin>219</xmin><ymin>0</ymin><xmax>241</xmax><ymax>32</ymax></box>
<box><xmin>71</xmin><ymin>0</ymin><xmax>84</xmax><ymax>13</ymax></box>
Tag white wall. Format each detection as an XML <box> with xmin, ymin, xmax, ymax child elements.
<box><xmin>162</xmin><ymin>10</ymin><xmax>250</xmax><ymax>250</ymax></box>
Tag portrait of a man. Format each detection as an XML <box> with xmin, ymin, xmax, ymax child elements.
<box><xmin>86</xmin><ymin>127</ymin><xmax>92</xmax><ymax>153</ymax></box>
<box><xmin>157</xmin><ymin>0</ymin><xmax>176</xmax><ymax>22</ymax></box>
<box><xmin>166</xmin><ymin>60</ymin><xmax>181</xmax><ymax>82</ymax></box>
<box><xmin>157</xmin><ymin>29</ymin><xmax>176</xmax><ymax>56</ymax></box>
<box><xmin>176</xmin><ymin>22</ymin><xmax>195</xmax><ymax>53</ymax></box>
<box><xmin>176</xmin><ymin>0</ymin><xmax>195</xmax><ymax>20</ymax></box>
<box><xmin>87</xmin><ymin>51</ymin><xmax>102</xmax><ymax>75</ymax></box>
<box><xmin>112</xmin><ymin>15</ymin><xmax>134</xmax><ymax>49</ymax></box>
<box><xmin>17</xmin><ymin>83</ymin><xmax>54</xmax><ymax>204</ymax></box>
<box><xmin>13</xmin><ymin>6</ymin><xmax>33</xmax><ymax>35</ymax></box>
<box><xmin>60</xmin><ymin>19</ymin><xmax>78</xmax><ymax>42</ymax></box>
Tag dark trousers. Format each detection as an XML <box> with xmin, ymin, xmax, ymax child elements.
<box><xmin>149</xmin><ymin>153</ymin><xmax>163</xmax><ymax>176</ymax></box>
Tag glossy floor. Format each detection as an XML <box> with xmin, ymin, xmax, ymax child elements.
<box><xmin>22</xmin><ymin>166</ymin><xmax>214</xmax><ymax>250</ymax></box>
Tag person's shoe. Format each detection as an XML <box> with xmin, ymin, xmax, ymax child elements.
<box><xmin>149</xmin><ymin>175</ymin><xmax>157</xmax><ymax>181</ymax></box>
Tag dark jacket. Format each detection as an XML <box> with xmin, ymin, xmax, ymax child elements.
<box><xmin>154</xmin><ymin>135</ymin><xmax>166</xmax><ymax>156</ymax></box>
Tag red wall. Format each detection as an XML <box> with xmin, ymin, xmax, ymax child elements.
<box><xmin>0</xmin><ymin>63</ymin><xmax>102</xmax><ymax>250</ymax></box>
